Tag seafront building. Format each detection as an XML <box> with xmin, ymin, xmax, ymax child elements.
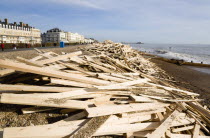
<box><xmin>0</xmin><ymin>18</ymin><xmax>41</xmax><ymax>44</ymax></box>
<box><xmin>41</xmin><ymin>28</ymin><xmax>68</xmax><ymax>43</ymax></box>
<box><xmin>42</xmin><ymin>28</ymin><xmax>94</xmax><ymax>44</ymax></box>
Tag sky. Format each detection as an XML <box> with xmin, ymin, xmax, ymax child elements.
<box><xmin>1</xmin><ymin>0</ymin><xmax>210</xmax><ymax>44</ymax></box>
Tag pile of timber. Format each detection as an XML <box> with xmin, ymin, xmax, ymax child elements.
<box><xmin>0</xmin><ymin>41</ymin><xmax>209</xmax><ymax>138</ymax></box>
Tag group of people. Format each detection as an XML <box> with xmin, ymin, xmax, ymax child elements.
<box><xmin>0</xmin><ymin>43</ymin><xmax>31</xmax><ymax>51</ymax></box>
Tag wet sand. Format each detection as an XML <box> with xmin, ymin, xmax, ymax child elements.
<box><xmin>152</xmin><ymin>58</ymin><xmax>210</xmax><ymax>107</ymax></box>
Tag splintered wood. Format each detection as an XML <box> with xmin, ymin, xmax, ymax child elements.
<box><xmin>0</xmin><ymin>40</ymin><xmax>209</xmax><ymax>138</ymax></box>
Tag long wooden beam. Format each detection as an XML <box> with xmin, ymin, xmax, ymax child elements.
<box><xmin>0</xmin><ymin>59</ymin><xmax>110</xmax><ymax>85</ymax></box>
<box><xmin>0</xmin><ymin>84</ymin><xmax>80</xmax><ymax>93</ymax></box>
<box><xmin>38</xmin><ymin>51</ymin><xmax>82</xmax><ymax>64</ymax></box>
<box><xmin>0</xmin><ymin>93</ymin><xmax>93</xmax><ymax>109</ymax></box>
<box><xmin>86</xmin><ymin>103</ymin><xmax>169</xmax><ymax>117</ymax></box>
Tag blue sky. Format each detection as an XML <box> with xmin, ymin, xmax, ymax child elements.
<box><xmin>1</xmin><ymin>0</ymin><xmax>210</xmax><ymax>44</ymax></box>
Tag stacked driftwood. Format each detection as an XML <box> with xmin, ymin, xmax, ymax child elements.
<box><xmin>0</xmin><ymin>41</ymin><xmax>209</xmax><ymax>138</ymax></box>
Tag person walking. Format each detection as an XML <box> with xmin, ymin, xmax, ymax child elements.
<box><xmin>1</xmin><ymin>43</ymin><xmax>5</xmax><ymax>51</ymax></box>
<box><xmin>12</xmin><ymin>44</ymin><xmax>17</xmax><ymax>50</ymax></box>
<box><xmin>54</xmin><ymin>43</ymin><xmax>57</xmax><ymax>47</ymax></box>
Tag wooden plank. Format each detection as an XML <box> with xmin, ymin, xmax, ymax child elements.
<box><xmin>193</xmin><ymin>124</ymin><xmax>201</xmax><ymax>138</ymax></box>
<box><xmin>38</xmin><ymin>51</ymin><xmax>82</xmax><ymax>64</ymax></box>
<box><xmin>0</xmin><ymin>84</ymin><xmax>80</xmax><ymax>92</ymax></box>
<box><xmin>70</xmin><ymin>56</ymin><xmax>87</xmax><ymax>64</ymax></box>
<box><xmin>57</xmin><ymin>61</ymin><xmax>94</xmax><ymax>76</ymax></box>
<box><xmin>51</xmin><ymin>78</ymin><xmax>93</xmax><ymax>88</ymax></box>
<box><xmin>2</xmin><ymin>121</ymin><xmax>159</xmax><ymax>138</ymax></box>
<box><xmin>93</xmin><ymin>122</ymin><xmax>160</xmax><ymax>136</ymax></box>
<box><xmin>86</xmin><ymin>103</ymin><xmax>169</xmax><ymax>117</ymax></box>
<box><xmin>3</xmin><ymin>120</ymin><xmax>85</xmax><ymax>138</ymax></box>
<box><xmin>156</xmin><ymin>112</ymin><xmax>164</xmax><ymax>121</ymax></box>
<box><xmin>172</xmin><ymin>125</ymin><xmax>194</xmax><ymax>133</ymax></box>
<box><xmin>0</xmin><ymin>93</ymin><xmax>93</xmax><ymax>109</ymax></box>
<box><xmin>188</xmin><ymin>102</ymin><xmax>210</xmax><ymax>119</ymax></box>
<box><xmin>147</xmin><ymin>110</ymin><xmax>180</xmax><ymax>138</ymax></box>
<box><xmin>95</xmin><ymin>78</ymin><xmax>149</xmax><ymax>90</ymax></box>
<box><xmin>105</xmin><ymin>114</ymin><xmax>152</xmax><ymax>125</ymax></box>
<box><xmin>96</xmin><ymin>73</ymin><xmax>128</xmax><ymax>82</ymax></box>
<box><xmin>30</xmin><ymin>55</ymin><xmax>43</xmax><ymax>61</ymax></box>
<box><xmin>16</xmin><ymin>57</ymin><xmax>44</xmax><ymax>67</ymax></box>
<box><xmin>121</xmin><ymin>108</ymin><xmax>166</xmax><ymax>117</ymax></box>
<box><xmin>0</xmin><ymin>59</ymin><xmax>110</xmax><ymax>85</ymax></box>
<box><xmin>146</xmin><ymin>82</ymin><xmax>199</xmax><ymax>96</ymax></box>
<box><xmin>88</xmin><ymin>62</ymin><xmax>114</xmax><ymax>73</ymax></box>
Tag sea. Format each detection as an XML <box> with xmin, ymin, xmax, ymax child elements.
<box><xmin>130</xmin><ymin>43</ymin><xmax>210</xmax><ymax>74</ymax></box>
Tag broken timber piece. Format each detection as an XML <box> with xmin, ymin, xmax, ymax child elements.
<box><xmin>38</xmin><ymin>51</ymin><xmax>82</xmax><ymax>65</ymax></box>
<box><xmin>86</xmin><ymin>103</ymin><xmax>169</xmax><ymax>117</ymax></box>
<box><xmin>0</xmin><ymin>59</ymin><xmax>110</xmax><ymax>85</ymax></box>
<box><xmin>147</xmin><ymin>109</ymin><xmax>180</xmax><ymax>138</ymax></box>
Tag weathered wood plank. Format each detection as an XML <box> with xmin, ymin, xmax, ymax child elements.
<box><xmin>38</xmin><ymin>51</ymin><xmax>82</xmax><ymax>64</ymax></box>
<box><xmin>51</xmin><ymin>78</ymin><xmax>93</xmax><ymax>88</ymax></box>
<box><xmin>0</xmin><ymin>93</ymin><xmax>93</xmax><ymax>109</ymax></box>
<box><xmin>172</xmin><ymin>125</ymin><xmax>194</xmax><ymax>133</ymax></box>
<box><xmin>16</xmin><ymin>57</ymin><xmax>44</xmax><ymax>67</ymax></box>
<box><xmin>94</xmin><ymin>122</ymin><xmax>160</xmax><ymax>136</ymax></box>
<box><xmin>193</xmin><ymin>124</ymin><xmax>201</xmax><ymax>138</ymax></box>
<box><xmin>86</xmin><ymin>103</ymin><xmax>169</xmax><ymax>117</ymax></box>
<box><xmin>0</xmin><ymin>84</ymin><xmax>80</xmax><ymax>93</ymax></box>
<box><xmin>0</xmin><ymin>59</ymin><xmax>110</xmax><ymax>85</ymax></box>
<box><xmin>95</xmin><ymin>78</ymin><xmax>149</xmax><ymax>90</ymax></box>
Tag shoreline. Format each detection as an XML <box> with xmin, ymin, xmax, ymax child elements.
<box><xmin>151</xmin><ymin>58</ymin><xmax>210</xmax><ymax>106</ymax></box>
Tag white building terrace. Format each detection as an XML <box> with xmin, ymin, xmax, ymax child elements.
<box><xmin>41</xmin><ymin>28</ymin><xmax>94</xmax><ymax>44</ymax></box>
<box><xmin>0</xmin><ymin>18</ymin><xmax>41</xmax><ymax>44</ymax></box>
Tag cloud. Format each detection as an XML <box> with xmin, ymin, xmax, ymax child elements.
<box><xmin>48</xmin><ymin>0</ymin><xmax>105</xmax><ymax>10</ymax></box>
